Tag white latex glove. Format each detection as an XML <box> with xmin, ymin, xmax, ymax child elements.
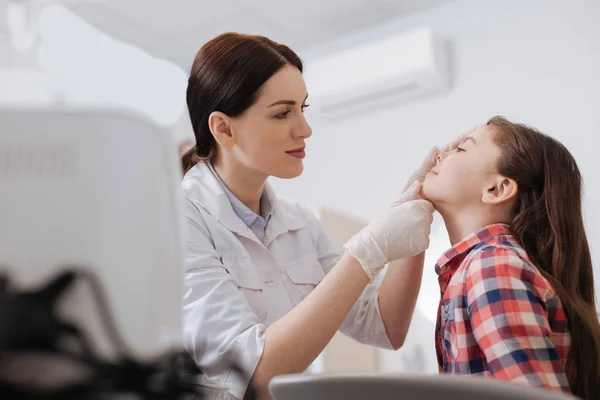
<box><xmin>403</xmin><ymin>146</ymin><xmax>439</xmax><ymax>192</ymax></box>
<box><xmin>344</xmin><ymin>181</ymin><xmax>434</xmax><ymax>282</ymax></box>
<box><xmin>403</xmin><ymin>129</ymin><xmax>472</xmax><ymax>191</ymax></box>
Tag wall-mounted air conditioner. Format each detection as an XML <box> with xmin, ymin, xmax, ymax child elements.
<box><xmin>304</xmin><ymin>27</ymin><xmax>451</xmax><ymax>118</ymax></box>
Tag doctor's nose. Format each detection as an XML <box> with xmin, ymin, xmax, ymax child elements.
<box><xmin>292</xmin><ymin>113</ymin><xmax>313</xmax><ymax>139</ymax></box>
<box><xmin>297</xmin><ymin>119</ymin><xmax>312</xmax><ymax>139</ymax></box>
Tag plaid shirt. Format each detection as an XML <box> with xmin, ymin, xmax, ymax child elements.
<box><xmin>434</xmin><ymin>224</ymin><xmax>572</xmax><ymax>393</ymax></box>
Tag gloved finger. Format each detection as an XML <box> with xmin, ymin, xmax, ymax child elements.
<box><xmin>426</xmin><ymin>208</ymin><xmax>434</xmax><ymax>224</ymax></box>
<box><xmin>403</xmin><ymin>146</ymin><xmax>440</xmax><ymax>192</ymax></box>
<box><xmin>423</xmin><ymin>237</ymin><xmax>431</xmax><ymax>250</ymax></box>
<box><xmin>407</xmin><ymin>199</ymin><xmax>435</xmax><ymax>217</ymax></box>
<box><xmin>413</xmin><ymin>199</ymin><xmax>435</xmax><ymax>216</ymax></box>
<box><xmin>421</xmin><ymin>146</ymin><xmax>440</xmax><ymax>171</ymax></box>
<box><xmin>422</xmin><ymin>206</ymin><xmax>435</xmax><ymax>225</ymax></box>
<box><xmin>391</xmin><ymin>181</ymin><xmax>422</xmax><ymax>206</ymax></box>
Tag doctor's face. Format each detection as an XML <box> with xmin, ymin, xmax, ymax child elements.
<box><xmin>228</xmin><ymin>65</ymin><xmax>313</xmax><ymax>179</ymax></box>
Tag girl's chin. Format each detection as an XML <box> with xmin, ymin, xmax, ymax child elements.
<box><xmin>419</xmin><ymin>181</ymin><xmax>433</xmax><ymax>201</ymax></box>
<box><xmin>419</xmin><ymin>183</ymin><xmax>441</xmax><ymax>212</ymax></box>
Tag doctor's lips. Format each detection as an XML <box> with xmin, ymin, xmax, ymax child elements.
<box><xmin>286</xmin><ymin>147</ymin><xmax>306</xmax><ymax>159</ymax></box>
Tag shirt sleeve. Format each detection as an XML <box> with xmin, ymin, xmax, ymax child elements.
<box><xmin>182</xmin><ymin>197</ymin><xmax>265</xmax><ymax>399</ymax></box>
<box><xmin>307</xmin><ymin>207</ymin><xmax>394</xmax><ymax>350</ymax></box>
<box><xmin>465</xmin><ymin>248</ymin><xmax>570</xmax><ymax>391</ymax></box>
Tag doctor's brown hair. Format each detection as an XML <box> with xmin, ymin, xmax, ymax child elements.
<box><xmin>182</xmin><ymin>32</ymin><xmax>303</xmax><ymax>174</ymax></box>
<box><xmin>489</xmin><ymin>116</ymin><xmax>600</xmax><ymax>399</ymax></box>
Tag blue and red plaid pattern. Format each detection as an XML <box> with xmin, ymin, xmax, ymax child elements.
<box><xmin>434</xmin><ymin>224</ymin><xmax>571</xmax><ymax>393</ymax></box>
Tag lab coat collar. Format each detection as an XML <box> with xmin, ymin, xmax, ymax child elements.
<box><xmin>182</xmin><ymin>162</ymin><xmax>306</xmax><ymax>245</ymax></box>
<box><xmin>261</xmin><ymin>183</ymin><xmax>306</xmax><ymax>247</ymax></box>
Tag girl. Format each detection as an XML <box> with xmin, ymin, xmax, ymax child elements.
<box><xmin>422</xmin><ymin>116</ymin><xmax>600</xmax><ymax>399</ymax></box>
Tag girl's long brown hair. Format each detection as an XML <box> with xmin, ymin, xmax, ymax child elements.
<box><xmin>489</xmin><ymin>116</ymin><xmax>600</xmax><ymax>399</ymax></box>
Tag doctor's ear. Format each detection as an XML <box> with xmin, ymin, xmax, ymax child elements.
<box><xmin>208</xmin><ymin>112</ymin><xmax>235</xmax><ymax>148</ymax></box>
<box><xmin>482</xmin><ymin>176</ymin><xmax>518</xmax><ymax>205</ymax></box>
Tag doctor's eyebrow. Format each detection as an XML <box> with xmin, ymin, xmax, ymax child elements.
<box><xmin>268</xmin><ymin>94</ymin><xmax>309</xmax><ymax>107</ymax></box>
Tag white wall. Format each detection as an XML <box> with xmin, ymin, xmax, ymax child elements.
<box><xmin>1</xmin><ymin>4</ymin><xmax>188</xmax><ymax>127</ymax></box>
<box><xmin>270</xmin><ymin>0</ymin><xmax>600</xmax><ymax>372</ymax></box>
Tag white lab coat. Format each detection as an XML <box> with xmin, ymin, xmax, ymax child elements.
<box><xmin>182</xmin><ymin>162</ymin><xmax>393</xmax><ymax>400</ymax></box>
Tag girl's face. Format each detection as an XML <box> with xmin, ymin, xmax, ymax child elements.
<box><xmin>421</xmin><ymin>125</ymin><xmax>504</xmax><ymax>213</ymax></box>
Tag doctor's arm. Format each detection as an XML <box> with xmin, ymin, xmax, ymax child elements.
<box><xmin>377</xmin><ymin>254</ymin><xmax>425</xmax><ymax>349</ymax></box>
<box><xmin>249</xmin><ymin>252</ymin><xmax>371</xmax><ymax>398</ymax></box>
<box><xmin>251</xmin><ymin>192</ymin><xmax>432</xmax><ymax>399</ymax></box>
<box><xmin>251</xmin><ymin>192</ymin><xmax>432</xmax><ymax>398</ymax></box>
<box><xmin>252</xmin><ymin>255</ymin><xmax>425</xmax><ymax>397</ymax></box>
<box><xmin>314</xmin><ymin>207</ymin><xmax>425</xmax><ymax>350</ymax></box>
<box><xmin>319</xmin><ymin>182</ymin><xmax>431</xmax><ymax>350</ymax></box>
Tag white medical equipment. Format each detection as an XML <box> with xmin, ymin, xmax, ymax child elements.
<box><xmin>269</xmin><ymin>373</ymin><xmax>578</xmax><ymax>400</ymax></box>
<box><xmin>0</xmin><ymin>106</ymin><xmax>191</xmax><ymax>396</ymax></box>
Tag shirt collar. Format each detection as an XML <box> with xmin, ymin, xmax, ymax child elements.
<box><xmin>207</xmin><ymin>161</ymin><xmax>273</xmax><ymax>228</ymax></box>
<box><xmin>182</xmin><ymin>162</ymin><xmax>306</xmax><ymax>244</ymax></box>
<box><xmin>436</xmin><ymin>223</ymin><xmax>512</xmax><ymax>275</ymax></box>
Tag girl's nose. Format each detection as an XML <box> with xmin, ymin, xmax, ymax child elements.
<box><xmin>436</xmin><ymin>151</ymin><xmax>450</xmax><ymax>163</ymax></box>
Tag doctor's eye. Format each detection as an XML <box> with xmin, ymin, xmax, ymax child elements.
<box><xmin>275</xmin><ymin>110</ymin><xmax>291</xmax><ymax>119</ymax></box>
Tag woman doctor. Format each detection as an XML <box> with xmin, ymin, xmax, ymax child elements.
<box><xmin>181</xmin><ymin>33</ymin><xmax>451</xmax><ymax>400</ymax></box>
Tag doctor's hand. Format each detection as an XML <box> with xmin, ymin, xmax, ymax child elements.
<box><xmin>344</xmin><ymin>181</ymin><xmax>434</xmax><ymax>281</ymax></box>
<box><xmin>403</xmin><ymin>129</ymin><xmax>472</xmax><ymax>191</ymax></box>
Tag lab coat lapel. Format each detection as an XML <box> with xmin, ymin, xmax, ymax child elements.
<box><xmin>262</xmin><ymin>183</ymin><xmax>307</xmax><ymax>248</ymax></box>
<box><xmin>182</xmin><ymin>163</ymin><xmax>261</xmax><ymax>244</ymax></box>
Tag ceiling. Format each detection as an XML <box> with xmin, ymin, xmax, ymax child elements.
<box><xmin>65</xmin><ymin>0</ymin><xmax>454</xmax><ymax>73</ymax></box>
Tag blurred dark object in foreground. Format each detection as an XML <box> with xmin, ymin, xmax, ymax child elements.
<box><xmin>0</xmin><ymin>269</ymin><xmax>256</xmax><ymax>399</ymax></box>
